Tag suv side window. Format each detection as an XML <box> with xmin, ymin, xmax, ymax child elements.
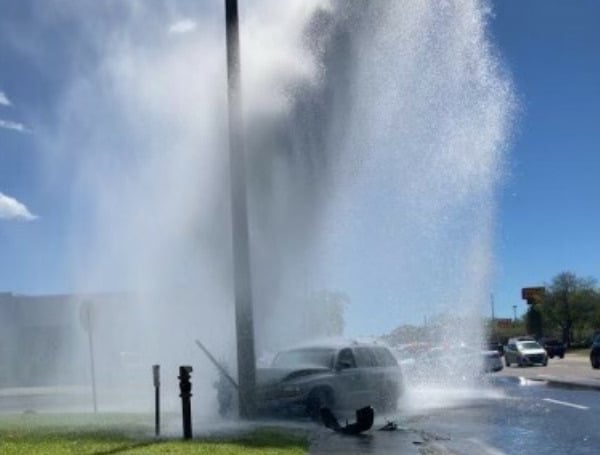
<box><xmin>373</xmin><ymin>347</ymin><xmax>398</xmax><ymax>367</ymax></box>
<box><xmin>354</xmin><ymin>347</ymin><xmax>376</xmax><ymax>367</ymax></box>
<box><xmin>336</xmin><ymin>348</ymin><xmax>357</xmax><ymax>370</ymax></box>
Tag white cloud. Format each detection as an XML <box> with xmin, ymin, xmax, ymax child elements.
<box><xmin>0</xmin><ymin>118</ymin><xmax>31</xmax><ymax>133</ymax></box>
<box><xmin>0</xmin><ymin>192</ymin><xmax>37</xmax><ymax>221</ymax></box>
<box><xmin>0</xmin><ymin>91</ymin><xmax>11</xmax><ymax>106</ymax></box>
<box><xmin>168</xmin><ymin>19</ymin><xmax>196</xmax><ymax>34</ymax></box>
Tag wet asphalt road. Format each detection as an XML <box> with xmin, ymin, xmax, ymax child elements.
<box><xmin>311</xmin><ymin>373</ymin><xmax>600</xmax><ymax>454</ymax></box>
<box><xmin>400</xmin><ymin>376</ymin><xmax>600</xmax><ymax>455</ymax></box>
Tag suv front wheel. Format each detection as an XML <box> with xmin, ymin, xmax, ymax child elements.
<box><xmin>306</xmin><ymin>387</ymin><xmax>334</xmax><ymax>421</ymax></box>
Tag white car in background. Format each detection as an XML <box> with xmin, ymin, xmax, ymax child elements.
<box><xmin>480</xmin><ymin>348</ymin><xmax>504</xmax><ymax>373</ymax></box>
<box><xmin>504</xmin><ymin>338</ymin><xmax>548</xmax><ymax>367</ymax></box>
<box><xmin>394</xmin><ymin>343</ymin><xmax>503</xmax><ymax>378</ymax></box>
<box><xmin>450</xmin><ymin>345</ymin><xmax>504</xmax><ymax>373</ymax></box>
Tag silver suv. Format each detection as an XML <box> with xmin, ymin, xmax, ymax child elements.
<box><xmin>255</xmin><ymin>342</ymin><xmax>403</xmax><ymax>418</ymax></box>
<box><xmin>504</xmin><ymin>337</ymin><xmax>548</xmax><ymax>367</ymax></box>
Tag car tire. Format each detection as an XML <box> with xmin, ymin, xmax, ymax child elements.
<box><xmin>542</xmin><ymin>359</ymin><xmax>548</xmax><ymax>367</ymax></box>
<box><xmin>591</xmin><ymin>355</ymin><xmax>600</xmax><ymax>370</ymax></box>
<box><xmin>549</xmin><ymin>354</ymin><xmax>554</xmax><ymax>359</ymax></box>
<box><xmin>505</xmin><ymin>357</ymin><xmax>511</xmax><ymax>367</ymax></box>
<box><xmin>559</xmin><ymin>354</ymin><xmax>564</xmax><ymax>359</ymax></box>
<box><xmin>306</xmin><ymin>387</ymin><xmax>334</xmax><ymax>421</ymax></box>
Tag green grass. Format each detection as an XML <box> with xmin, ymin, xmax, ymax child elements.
<box><xmin>0</xmin><ymin>414</ymin><xmax>308</xmax><ymax>455</ymax></box>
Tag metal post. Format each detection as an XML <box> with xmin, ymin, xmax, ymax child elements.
<box><xmin>178</xmin><ymin>366</ymin><xmax>193</xmax><ymax>440</ymax></box>
<box><xmin>84</xmin><ymin>303</ymin><xmax>98</xmax><ymax>413</ymax></box>
<box><xmin>152</xmin><ymin>365</ymin><xmax>160</xmax><ymax>437</ymax></box>
<box><xmin>513</xmin><ymin>305</ymin><xmax>517</xmax><ymax>322</ymax></box>
<box><xmin>225</xmin><ymin>0</ymin><xmax>257</xmax><ymax>419</ymax></box>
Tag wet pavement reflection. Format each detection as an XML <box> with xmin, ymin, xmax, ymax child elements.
<box><xmin>309</xmin><ymin>376</ymin><xmax>600</xmax><ymax>454</ymax></box>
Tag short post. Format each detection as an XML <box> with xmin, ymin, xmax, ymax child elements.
<box><xmin>80</xmin><ymin>302</ymin><xmax>98</xmax><ymax>413</ymax></box>
<box><xmin>152</xmin><ymin>365</ymin><xmax>160</xmax><ymax>437</ymax></box>
<box><xmin>178</xmin><ymin>366</ymin><xmax>193</xmax><ymax>440</ymax></box>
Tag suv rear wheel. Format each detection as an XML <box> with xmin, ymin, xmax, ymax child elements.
<box><xmin>378</xmin><ymin>382</ymin><xmax>399</xmax><ymax>413</ymax></box>
<box><xmin>591</xmin><ymin>355</ymin><xmax>600</xmax><ymax>370</ymax></box>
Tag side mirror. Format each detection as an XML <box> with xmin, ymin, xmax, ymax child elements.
<box><xmin>336</xmin><ymin>360</ymin><xmax>352</xmax><ymax>371</ymax></box>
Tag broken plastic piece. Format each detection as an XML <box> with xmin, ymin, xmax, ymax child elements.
<box><xmin>378</xmin><ymin>421</ymin><xmax>398</xmax><ymax>431</ymax></box>
<box><xmin>320</xmin><ymin>406</ymin><xmax>374</xmax><ymax>435</ymax></box>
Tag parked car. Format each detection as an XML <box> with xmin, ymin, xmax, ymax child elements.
<box><xmin>538</xmin><ymin>337</ymin><xmax>566</xmax><ymax>359</ymax></box>
<box><xmin>487</xmin><ymin>341</ymin><xmax>505</xmax><ymax>357</ymax></box>
<box><xmin>504</xmin><ymin>338</ymin><xmax>548</xmax><ymax>367</ymax></box>
<box><xmin>590</xmin><ymin>334</ymin><xmax>600</xmax><ymax>369</ymax></box>
<box><xmin>481</xmin><ymin>348</ymin><xmax>504</xmax><ymax>372</ymax></box>
<box><xmin>394</xmin><ymin>344</ymin><xmax>502</xmax><ymax>385</ymax></box>
<box><xmin>425</xmin><ymin>344</ymin><xmax>504</xmax><ymax>373</ymax></box>
<box><xmin>253</xmin><ymin>342</ymin><xmax>403</xmax><ymax>418</ymax></box>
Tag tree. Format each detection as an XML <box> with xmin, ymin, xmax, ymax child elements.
<box><xmin>525</xmin><ymin>304</ymin><xmax>543</xmax><ymax>339</ymax></box>
<box><xmin>539</xmin><ymin>272</ymin><xmax>599</xmax><ymax>346</ymax></box>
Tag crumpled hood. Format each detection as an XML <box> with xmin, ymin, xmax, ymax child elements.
<box><xmin>256</xmin><ymin>366</ymin><xmax>330</xmax><ymax>386</ymax></box>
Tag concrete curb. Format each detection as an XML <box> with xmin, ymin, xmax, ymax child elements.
<box><xmin>543</xmin><ymin>377</ymin><xmax>600</xmax><ymax>391</ymax></box>
<box><xmin>503</xmin><ymin>374</ymin><xmax>600</xmax><ymax>392</ymax></box>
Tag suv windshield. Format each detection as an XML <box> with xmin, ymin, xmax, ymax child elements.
<box><xmin>519</xmin><ymin>342</ymin><xmax>542</xmax><ymax>350</ymax></box>
<box><xmin>271</xmin><ymin>348</ymin><xmax>335</xmax><ymax>369</ymax></box>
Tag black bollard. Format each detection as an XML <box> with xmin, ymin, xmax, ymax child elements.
<box><xmin>178</xmin><ymin>365</ymin><xmax>193</xmax><ymax>440</ymax></box>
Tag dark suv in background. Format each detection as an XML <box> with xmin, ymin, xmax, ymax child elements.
<box><xmin>590</xmin><ymin>334</ymin><xmax>600</xmax><ymax>369</ymax></box>
<box><xmin>538</xmin><ymin>338</ymin><xmax>566</xmax><ymax>359</ymax></box>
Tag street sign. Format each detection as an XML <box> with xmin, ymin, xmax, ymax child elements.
<box><xmin>521</xmin><ymin>287</ymin><xmax>545</xmax><ymax>303</ymax></box>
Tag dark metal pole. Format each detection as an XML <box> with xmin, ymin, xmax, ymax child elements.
<box><xmin>152</xmin><ymin>365</ymin><xmax>160</xmax><ymax>437</ymax></box>
<box><xmin>225</xmin><ymin>0</ymin><xmax>257</xmax><ymax>419</ymax></box>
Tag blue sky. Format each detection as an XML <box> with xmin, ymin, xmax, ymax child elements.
<box><xmin>490</xmin><ymin>0</ymin><xmax>600</xmax><ymax>321</ymax></box>
<box><xmin>1</xmin><ymin>1</ymin><xmax>599</xmax><ymax>333</ymax></box>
